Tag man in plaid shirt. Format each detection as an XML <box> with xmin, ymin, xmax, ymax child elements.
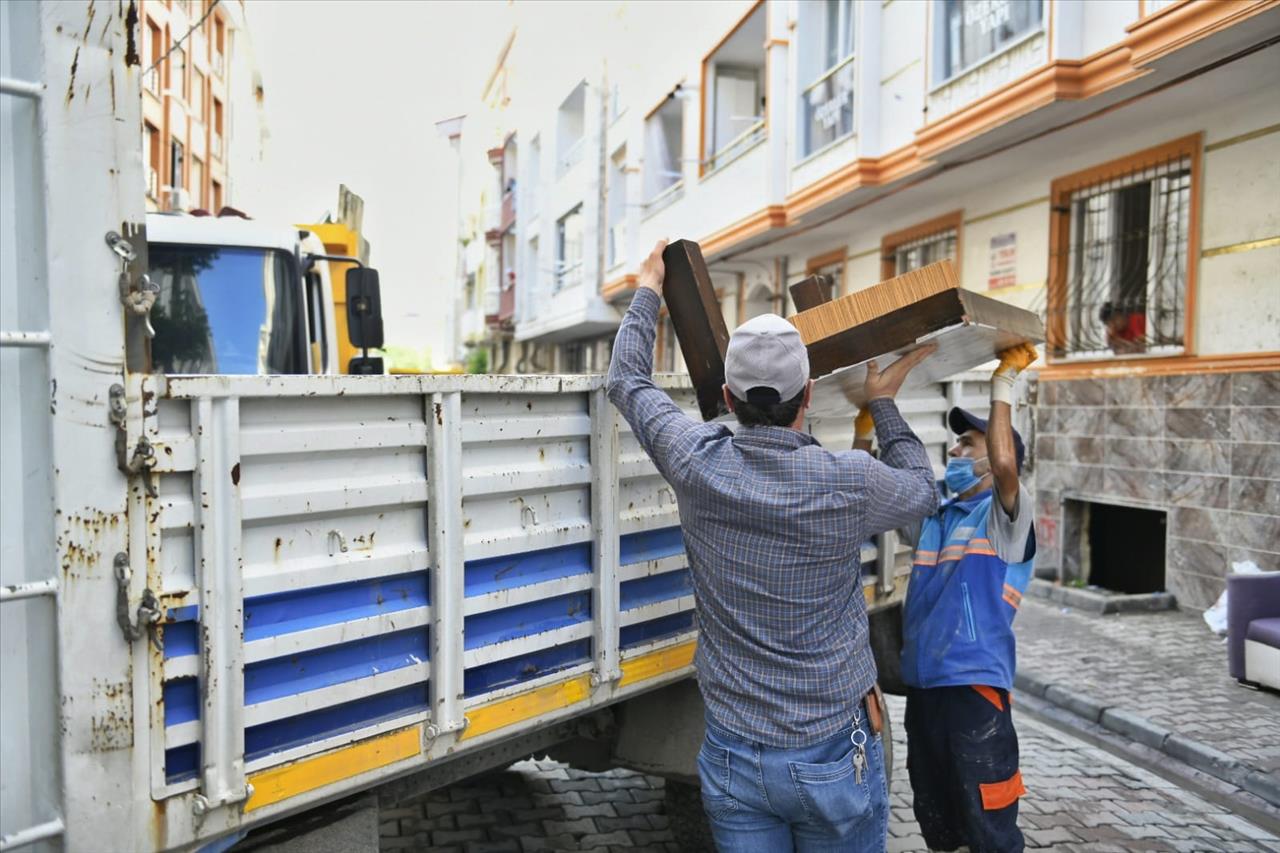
<box><xmin>607</xmin><ymin>241</ymin><xmax>940</xmax><ymax>852</ymax></box>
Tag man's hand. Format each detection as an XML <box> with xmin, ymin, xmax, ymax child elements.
<box><xmin>864</xmin><ymin>343</ymin><xmax>937</xmax><ymax>401</ymax></box>
<box><xmin>638</xmin><ymin>240</ymin><xmax>668</xmax><ymax>295</ymax></box>
<box><xmin>992</xmin><ymin>341</ymin><xmax>1038</xmax><ymax>404</ymax></box>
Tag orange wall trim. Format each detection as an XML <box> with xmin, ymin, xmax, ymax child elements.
<box><xmin>1125</xmin><ymin>0</ymin><xmax>1278</xmax><ymax>67</ymax></box>
<box><xmin>601</xmin><ymin>274</ymin><xmax>638</xmax><ymax>302</ymax></box>
<box><xmin>1038</xmin><ymin>352</ymin><xmax>1280</xmax><ymax>381</ymax></box>
<box><xmin>701</xmin><ymin>204</ymin><xmax>787</xmax><ymax>257</ymax></box>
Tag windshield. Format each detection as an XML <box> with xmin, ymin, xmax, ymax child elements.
<box><xmin>148</xmin><ymin>244</ymin><xmax>307</xmax><ymax>375</ymax></box>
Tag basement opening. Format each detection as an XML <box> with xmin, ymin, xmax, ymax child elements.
<box><xmin>1065</xmin><ymin>499</ymin><xmax>1167</xmax><ymax>594</ymax></box>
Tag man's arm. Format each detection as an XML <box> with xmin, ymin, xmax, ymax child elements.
<box><xmin>988</xmin><ymin>342</ymin><xmax>1037</xmax><ymax>517</ymax></box>
<box><xmin>861</xmin><ymin>397</ymin><xmax>939</xmax><ymax>535</ymax></box>
<box><xmin>606</xmin><ymin>241</ymin><xmax>702</xmax><ymax>480</ymax></box>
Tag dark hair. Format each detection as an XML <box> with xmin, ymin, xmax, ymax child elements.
<box><xmin>731</xmin><ymin>387</ymin><xmax>807</xmax><ymax>427</ymax></box>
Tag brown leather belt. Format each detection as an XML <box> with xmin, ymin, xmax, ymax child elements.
<box><xmin>865</xmin><ymin>684</ymin><xmax>885</xmax><ymax>735</ymax></box>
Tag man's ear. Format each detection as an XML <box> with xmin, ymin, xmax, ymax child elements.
<box><xmin>802</xmin><ymin>379</ymin><xmax>814</xmax><ymax>410</ymax></box>
<box><xmin>722</xmin><ymin>385</ymin><xmax>735</xmax><ymax>412</ymax></box>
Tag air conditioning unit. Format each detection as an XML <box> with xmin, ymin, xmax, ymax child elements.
<box><xmin>168</xmin><ymin>187</ymin><xmax>192</xmax><ymax>211</ymax></box>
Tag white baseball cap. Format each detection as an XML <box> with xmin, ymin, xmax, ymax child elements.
<box><xmin>724</xmin><ymin>313</ymin><xmax>810</xmax><ymax>403</ymax></box>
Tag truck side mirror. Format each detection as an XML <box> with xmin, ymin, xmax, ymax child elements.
<box><xmin>346</xmin><ymin>267</ymin><xmax>384</xmax><ymax>350</ymax></box>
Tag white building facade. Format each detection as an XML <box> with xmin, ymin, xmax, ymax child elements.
<box><xmin>450</xmin><ymin>0</ymin><xmax>1280</xmax><ymax>611</ymax></box>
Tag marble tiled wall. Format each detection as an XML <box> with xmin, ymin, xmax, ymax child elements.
<box><xmin>1032</xmin><ymin>371</ymin><xmax>1279</xmax><ymax>611</ymax></box>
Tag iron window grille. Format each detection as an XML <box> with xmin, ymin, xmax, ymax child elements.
<box><xmin>1050</xmin><ymin>156</ymin><xmax>1190</xmax><ymax>359</ymax></box>
<box><xmin>891</xmin><ymin>228</ymin><xmax>957</xmax><ymax>275</ymax></box>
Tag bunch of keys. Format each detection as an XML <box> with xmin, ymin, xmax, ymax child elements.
<box><xmin>851</xmin><ymin>711</ymin><xmax>869</xmax><ymax>784</ymax></box>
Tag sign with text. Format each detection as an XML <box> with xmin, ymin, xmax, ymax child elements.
<box><xmin>988</xmin><ymin>232</ymin><xmax>1017</xmax><ymax>289</ymax></box>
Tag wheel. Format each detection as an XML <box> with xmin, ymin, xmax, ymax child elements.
<box><xmin>664</xmin><ymin>778</ymin><xmax>716</xmax><ymax>852</ymax></box>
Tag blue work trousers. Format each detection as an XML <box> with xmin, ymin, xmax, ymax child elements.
<box><xmin>697</xmin><ymin>708</ymin><xmax>889</xmax><ymax>852</ymax></box>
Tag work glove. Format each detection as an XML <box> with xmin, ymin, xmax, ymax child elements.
<box><xmin>991</xmin><ymin>342</ymin><xmax>1038</xmax><ymax>406</ymax></box>
<box><xmin>854</xmin><ymin>407</ymin><xmax>875</xmax><ymax>443</ymax></box>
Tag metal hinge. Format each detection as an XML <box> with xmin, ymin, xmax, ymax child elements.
<box><xmin>114</xmin><ymin>552</ymin><xmax>162</xmax><ymax>648</ymax></box>
<box><xmin>110</xmin><ymin>383</ymin><xmax>157</xmax><ymax>497</ymax></box>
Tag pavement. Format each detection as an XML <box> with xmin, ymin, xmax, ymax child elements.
<box><xmin>379</xmin><ymin>694</ymin><xmax>1278</xmax><ymax>852</ymax></box>
<box><xmin>1013</xmin><ymin>597</ymin><xmax>1280</xmax><ymax>807</ymax></box>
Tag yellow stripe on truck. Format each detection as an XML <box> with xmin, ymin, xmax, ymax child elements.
<box><xmin>245</xmin><ymin>725</ymin><xmax>421</xmax><ymax>812</ymax></box>
<box><xmin>463</xmin><ymin>674</ymin><xmax>593</xmax><ymax>740</ymax></box>
<box><xmin>619</xmin><ymin>640</ymin><xmax>696</xmax><ymax>687</ymax></box>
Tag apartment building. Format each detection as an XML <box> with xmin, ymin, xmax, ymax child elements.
<box><xmin>450</xmin><ymin>0</ymin><xmax>1279</xmax><ymax>609</ymax></box>
<box><xmin>140</xmin><ymin>0</ymin><xmax>238</xmax><ymax>213</ymax></box>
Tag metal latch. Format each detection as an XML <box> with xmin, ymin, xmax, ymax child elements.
<box><xmin>114</xmin><ymin>552</ymin><xmax>162</xmax><ymax>648</ymax></box>
<box><xmin>107</xmin><ymin>231</ymin><xmax>159</xmax><ymax>337</ymax></box>
<box><xmin>110</xmin><ymin>384</ymin><xmax>157</xmax><ymax>497</ymax></box>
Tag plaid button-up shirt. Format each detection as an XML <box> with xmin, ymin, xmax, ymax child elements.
<box><xmin>607</xmin><ymin>288</ymin><xmax>939</xmax><ymax>747</ymax></box>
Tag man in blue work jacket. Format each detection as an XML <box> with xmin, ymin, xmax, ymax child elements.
<box><xmin>900</xmin><ymin>343</ymin><xmax>1038</xmax><ymax>853</ymax></box>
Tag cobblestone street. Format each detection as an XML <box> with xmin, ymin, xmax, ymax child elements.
<box><xmin>380</xmin><ymin>694</ymin><xmax>1279</xmax><ymax>852</ymax></box>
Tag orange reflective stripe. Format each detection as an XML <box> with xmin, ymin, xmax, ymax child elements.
<box><xmin>971</xmin><ymin>684</ymin><xmax>1004</xmax><ymax>711</ymax></box>
<box><xmin>1002</xmin><ymin>584</ymin><xmax>1022</xmax><ymax>608</ymax></box>
<box><xmin>913</xmin><ymin>550</ymin><xmax>939</xmax><ymax>567</ymax></box>
<box><xmin>966</xmin><ymin>546</ymin><xmax>998</xmax><ymax>556</ymax></box>
<box><xmin>980</xmin><ymin>770</ymin><xmax>1026</xmax><ymax>811</ymax></box>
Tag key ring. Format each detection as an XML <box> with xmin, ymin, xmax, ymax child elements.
<box><xmin>851</xmin><ymin>728</ymin><xmax>868</xmax><ymax>748</ymax></box>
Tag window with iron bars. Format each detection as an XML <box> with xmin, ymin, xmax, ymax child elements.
<box><xmin>1050</xmin><ymin>154</ymin><xmax>1191</xmax><ymax>360</ymax></box>
<box><xmin>890</xmin><ymin>228</ymin><xmax>957</xmax><ymax>276</ymax></box>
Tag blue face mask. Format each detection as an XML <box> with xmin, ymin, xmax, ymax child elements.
<box><xmin>945</xmin><ymin>457</ymin><xmax>988</xmax><ymax>495</ymax></box>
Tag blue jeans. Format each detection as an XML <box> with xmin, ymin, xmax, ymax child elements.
<box><xmin>697</xmin><ymin>709</ymin><xmax>889</xmax><ymax>852</ymax></box>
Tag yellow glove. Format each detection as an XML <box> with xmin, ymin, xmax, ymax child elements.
<box><xmin>854</xmin><ymin>408</ymin><xmax>875</xmax><ymax>442</ymax></box>
<box><xmin>992</xmin><ymin>342</ymin><xmax>1038</xmax><ymax>404</ymax></box>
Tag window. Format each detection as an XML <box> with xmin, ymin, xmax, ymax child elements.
<box><xmin>146</xmin><ymin>21</ymin><xmax>163</xmax><ymax>94</ymax></box>
<box><xmin>169</xmin><ymin>139</ymin><xmax>185</xmax><ymax>197</ymax></box>
<box><xmin>171</xmin><ymin>45</ymin><xmax>187</xmax><ymax>100</ymax></box>
<box><xmin>464</xmin><ymin>272</ymin><xmax>477</xmax><ymax>310</ymax></box>
<box><xmin>607</xmin><ymin>146</ymin><xmax>626</xmax><ymax>269</ymax></box>
<box><xmin>644</xmin><ymin>94</ymin><xmax>684</xmax><ymax>203</ymax></box>
<box><xmin>213</xmin><ymin>15</ymin><xmax>226</xmax><ymax>75</ymax></box>
<box><xmin>805</xmin><ymin>248</ymin><xmax>846</xmax><ymax>301</ymax></box>
<box><xmin>702</xmin><ymin>2</ymin><xmax>767</xmax><ymax>174</ymax></box>
<box><xmin>211</xmin><ymin>179</ymin><xmax>223</xmax><ymax>212</ymax></box>
<box><xmin>556</xmin><ymin>83</ymin><xmax>586</xmax><ymax>175</ymax></box>
<box><xmin>555</xmin><ymin>205</ymin><xmax>584</xmax><ymax>291</ymax></box>
<box><xmin>1048</xmin><ymin>137</ymin><xmax>1197</xmax><ymax>361</ymax></box>
<box><xmin>191</xmin><ymin>69</ymin><xmax>205</xmax><ymax>121</ymax></box>
<box><xmin>212</xmin><ymin>98</ymin><xmax>224</xmax><ymax>159</ymax></box>
<box><xmin>935</xmin><ymin>0</ymin><xmax>1044</xmax><ymax>84</ymax></box>
<box><xmin>799</xmin><ymin>0</ymin><xmax>856</xmax><ymax>157</ymax></box>
<box><xmin>145</xmin><ymin>123</ymin><xmax>161</xmax><ymax>198</ymax></box>
<box><xmin>190</xmin><ymin>156</ymin><xmax>204</xmax><ymax>208</ymax></box>
<box><xmin>148</xmin><ymin>244</ymin><xmax>307</xmax><ymax>374</ymax></box>
<box><xmin>881</xmin><ymin>211</ymin><xmax>962</xmax><ymax>280</ymax></box>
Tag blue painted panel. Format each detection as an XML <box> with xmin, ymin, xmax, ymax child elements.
<box><xmin>464</xmin><ymin>592</ymin><xmax>591</xmax><ymax>651</ymax></box>
<box><xmin>165</xmin><ymin>742</ymin><xmax>199</xmax><ymax>784</ymax></box>
<box><xmin>244</xmin><ymin>627</ymin><xmax>428</xmax><ymax>705</ymax></box>
<box><xmin>464</xmin><ymin>541</ymin><xmax>592</xmax><ymax>597</ymax></box>
<box><xmin>164</xmin><ymin>677</ymin><xmax>199</xmax><ymax>726</ymax></box>
<box><xmin>244</xmin><ymin>572</ymin><xmax>428</xmax><ymax>641</ymax></box>
<box><xmin>620</xmin><ymin>569</ymin><xmax>692</xmax><ymax>611</ymax></box>
<box><xmin>163</xmin><ymin>620</ymin><xmax>199</xmax><ymax>660</ymax></box>
<box><xmin>166</xmin><ymin>604</ymin><xmax>199</xmax><ymax>623</ymax></box>
<box><xmin>621</xmin><ymin>612</ymin><xmax>696</xmax><ymax>650</ymax></box>
<box><xmin>245</xmin><ymin>683</ymin><xmax>429</xmax><ymax>762</ymax></box>
<box><xmin>463</xmin><ymin>639</ymin><xmax>592</xmax><ymax>697</ymax></box>
<box><xmin>620</xmin><ymin>526</ymin><xmax>685</xmax><ymax>565</ymax></box>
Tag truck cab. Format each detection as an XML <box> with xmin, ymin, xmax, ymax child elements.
<box><xmin>145</xmin><ymin>213</ymin><xmax>376</xmax><ymax>376</ymax></box>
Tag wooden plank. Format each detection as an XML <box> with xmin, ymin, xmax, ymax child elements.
<box><xmin>789</xmin><ymin>274</ymin><xmax>834</xmax><ymax>313</ymax></box>
<box><xmin>791</xmin><ymin>260</ymin><xmax>960</xmax><ymax>344</ymax></box>
<box><xmin>661</xmin><ymin>240</ymin><xmax>730</xmax><ymax>420</ymax></box>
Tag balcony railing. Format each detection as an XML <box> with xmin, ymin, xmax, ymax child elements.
<box><xmin>558</xmin><ymin>136</ymin><xmax>585</xmax><ymax>175</ymax></box>
<box><xmin>498</xmin><ymin>282</ymin><xmax>516</xmax><ymax>324</ymax></box>
<box><xmin>703</xmin><ymin>119</ymin><xmax>765</xmax><ymax>175</ymax></box>
<box><xmin>144</xmin><ymin>67</ymin><xmax>161</xmax><ymax>96</ymax></box>
<box><xmin>801</xmin><ymin>54</ymin><xmax>855</xmax><ymax>158</ymax></box>
<box><xmin>500</xmin><ymin>190</ymin><xmax>516</xmax><ymax>232</ymax></box>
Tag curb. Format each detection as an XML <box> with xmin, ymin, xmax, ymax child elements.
<box><xmin>1025</xmin><ymin>579</ymin><xmax>1177</xmax><ymax>614</ymax></box>
<box><xmin>1013</xmin><ymin>669</ymin><xmax>1279</xmax><ymax>810</ymax></box>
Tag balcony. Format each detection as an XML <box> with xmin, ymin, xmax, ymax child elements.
<box><xmin>494</xmin><ymin>280</ymin><xmax>517</xmax><ymax>328</ymax></box>
<box><xmin>212</xmin><ymin>52</ymin><xmax>224</xmax><ymax>78</ymax></box>
<box><xmin>500</xmin><ymin>190</ymin><xmax>516</xmax><ymax>232</ymax></box>
<box><xmin>211</xmin><ymin>133</ymin><xmax>223</xmax><ymax>161</ymax></box>
<box><xmin>147</xmin><ymin>167</ymin><xmax>159</xmax><ymax>200</ymax></box>
<box><xmin>558</xmin><ymin>136</ymin><xmax>585</xmax><ymax>176</ymax></box>
<box><xmin>144</xmin><ymin>67</ymin><xmax>161</xmax><ymax>97</ymax></box>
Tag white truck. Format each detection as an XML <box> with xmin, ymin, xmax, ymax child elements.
<box><xmin>1</xmin><ymin>4</ymin><xmax>1014</xmax><ymax>851</ymax></box>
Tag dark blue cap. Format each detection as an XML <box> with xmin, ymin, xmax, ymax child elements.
<box><xmin>948</xmin><ymin>407</ymin><xmax>1025</xmax><ymax>471</ymax></box>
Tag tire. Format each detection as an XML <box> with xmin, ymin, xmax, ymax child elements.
<box><xmin>664</xmin><ymin>778</ymin><xmax>716</xmax><ymax>852</ymax></box>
